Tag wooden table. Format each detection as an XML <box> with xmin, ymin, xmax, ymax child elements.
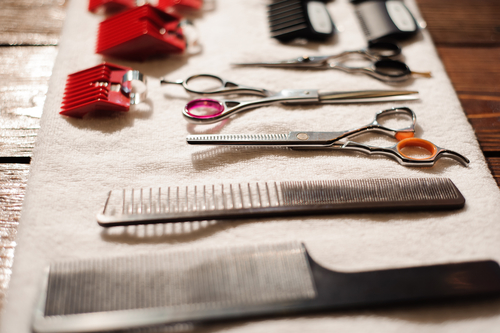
<box><xmin>0</xmin><ymin>0</ymin><xmax>499</xmax><ymax>310</ymax></box>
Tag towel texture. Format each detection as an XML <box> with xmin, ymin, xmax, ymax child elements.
<box><xmin>2</xmin><ymin>0</ymin><xmax>500</xmax><ymax>332</ymax></box>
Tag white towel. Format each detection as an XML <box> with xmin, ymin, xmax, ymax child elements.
<box><xmin>2</xmin><ymin>0</ymin><xmax>500</xmax><ymax>332</ymax></box>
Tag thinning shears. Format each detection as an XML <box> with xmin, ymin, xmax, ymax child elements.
<box><xmin>233</xmin><ymin>42</ymin><xmax>432</xmax><ymax>82</ymax></box>
<box><xmin>186</xmin><ymin>107</ymin><xmax>469</xmax><ymax>167</ymax></box>
<box><xmin>161</xmin><ymin>73</ymin><xmax>419</xmax><ymax>124</ymax></box>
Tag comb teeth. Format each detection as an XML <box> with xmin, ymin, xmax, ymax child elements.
<box><xmin>354</xmin><ymin>9</ymin><xmax>372</xmax><ymax>39</ymax></box>
<box><xmin>268</xmin><ymin>0</ymin><xmax>308</xmax><ymax>40</ymax></box>
<box><xmin>96</xmin><ymin>178</ymin><xmax>465</xmax><ymax>227</ymax></box>
<box><xmin>267</xmin><ymin>0</ymin><xmax>334</xmax><ymax>41</ymax></box>
<box><xmin>43</xmin><ymin>242</ymin><xmax>315</xmax><ymax>316</ymax></box>
<box><xmin>96</xmin><ymin>4</ymin><xmax>186</xmax><ymax>61</ymax></box>
<box><xmin>60</xmin><ymin>63</ymin><xmax>132</xmax><ymax>118</ymax></box>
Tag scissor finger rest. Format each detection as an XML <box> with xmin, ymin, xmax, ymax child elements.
<box><xmin>396</xmin><ymin>138</ymin><xmax>470</xmax><ymax>166</ymax></box>
<box><xmin>344</xmin><ymin>138</ymin><xmax>470</xmax><ymax>166</ymax></box>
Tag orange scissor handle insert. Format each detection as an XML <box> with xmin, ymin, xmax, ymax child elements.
<box><xmin>395</xmin><ymin>131</ymin><xmax>414</xmax><ymax>141</ymax></box>
<box><xmin>396</xmin><ymin>138</ymin><xmax>438</xmax><ymax>160</ymax></box>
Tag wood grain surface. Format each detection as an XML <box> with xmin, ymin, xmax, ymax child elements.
<box><xmin>0</xmin><ymin>0</ymin><xmax>499</xmax><ymax>312</ymax></box>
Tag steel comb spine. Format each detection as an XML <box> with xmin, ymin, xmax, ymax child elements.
<box><xmin>97</xmin><ymin>178</ymin><xmax>465</xmax><ymax>227</ymax></box>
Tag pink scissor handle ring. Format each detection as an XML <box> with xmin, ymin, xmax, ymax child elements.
<box><xmin>184</xmin><ymin>98</ymin><xmax>246</xmax><ymax>124</ymax></box>
<box><xmin>185</xmin><ymin>98</ymin><xmax>224</xmax><ymax>118</ymax></box>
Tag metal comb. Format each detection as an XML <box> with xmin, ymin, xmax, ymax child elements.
<box><xmin>97</xmin><ymin>178</ymin><xmax>465</xmax><ymax>227</ymax></box>
<box><xmin>32</xmin><ymin>242</ymin><xmax>500</xmax><ymax>332</ymax></box>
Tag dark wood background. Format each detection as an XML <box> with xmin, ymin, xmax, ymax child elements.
<box><xmin>0</xmin><ymin>0</ymin><xmax>499</xmax><ymax>309</ymax></box>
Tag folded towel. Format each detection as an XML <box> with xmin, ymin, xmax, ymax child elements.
<box><xmin>2</xmin><ymin>0</ymin><xmax>500</xmax><ymax>332</ymax></box>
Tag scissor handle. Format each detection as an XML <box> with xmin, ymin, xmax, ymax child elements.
<box><xmin>370</xmin><ymin>60</ymin><xmax>412</xmax><ymax>82</ymax></box>
<box><xmin>342</xmin><ymin>137</ymin><xmax>470</xmax><ymax>166</ymax></box>
<box><xmin>332</xmin><ymin>59</ymin><xmax>411</xmax><ymax>82</ymax></box>
<box><xmin>184</xmin><ymin>98</ymin><xmax>248</xmax><ymax>124</ymax></box>
<box><xmin>367</xmin><ymin>107</ymin><xmax>416</xmax><ymax>140</ymax></box>
<box><xmin>395</xmin><ymin>138</ymin><xmax>470</xmax><ymax>166</ymax></box>
<box><xmin>365</xmin><ymin>41</ymin><xmax>402</xmax><ymax>59</ymax></box>
<box><xmin>161</xmin><ymin>74</ymin><xmax>269</xmax><ymax>96</ymax></box>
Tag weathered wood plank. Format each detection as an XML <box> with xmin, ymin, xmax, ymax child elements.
<box><xmin>415</xmin><ymin>0</ymin><xmax>500</xmax><ymax>45</ymax></box>
<box><xmin>0</xmin><ymin>46</ymin><xmax>59</xmax><ymax>157</ymax></box>
<box><xmin>435</xmin><ymin>47</ymin><xmax>500</xmax><ymax>95</ymax></box>
<box><xmin>486</xmin><ymin>157</ymin><xmax>500</xmax><ymax>187</ymax></box>
<box><xmin>458</xmin><ymin>97</ymin><xmax>500</xmax><ymax>152</ymax></box>
<box><xmin>0</xmin><ymin>164</ymin><xmax>29</xmax><ymax>303</ymax></box>
<box><xmin>0</xmin><ymin>0</ymin><xmax>66</xmax><ymax>45</ymax></box>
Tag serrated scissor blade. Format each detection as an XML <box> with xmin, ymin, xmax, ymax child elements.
<box><xmin>187</xmin><ymin>133</ymin><xmax>290</xmax><ymax>145</ymax></box>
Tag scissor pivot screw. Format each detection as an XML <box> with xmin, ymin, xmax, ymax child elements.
<box><xmin>297</xmin><ymin>133</ymin><xmax>309</xmax><ymax>140</ymax></box>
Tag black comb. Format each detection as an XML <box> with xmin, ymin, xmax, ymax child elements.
<box><xmin>33</xmin><ymin>242</ymin><xmax>500</xmax><ymax>332</ymax></box>
<box><xmin>268</xmin><ymin>0</ymin><xmax>335</xmax><ymax>41</ymax></box>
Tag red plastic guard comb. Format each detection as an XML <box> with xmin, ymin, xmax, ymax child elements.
<box><xmin>96</xmin><ymin>4</ymin><xmax>186</xmax><ymax>61</ymax></box>
<box><xmin>60</xmin><ymin>63</ymin><xmax>146</xmax><ymax>118</ymax></box>
<box><xmin>157</xmin><ymin>0</ymin><xmax>203</xmax><ymax>11</ymax></box>
<box><xmin>89</xmin><ymin>0</ymin><xmax>203</xmax><ymax>14</ymax></box>
<box><xmin>88</xmin><ymin>0</ymin><xmax>136</xmax><ymax>13</ymax></box>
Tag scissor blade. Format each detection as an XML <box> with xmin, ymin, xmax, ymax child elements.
<box><xmin>187</xmin><ymin>132</ymin><xmax>343</xmax><ymax>147</ymax></box>
<box><xmin>232</xmin><ymin>56</ymin><xmax>329</xmax><ymax>69</ymax></box>
<box><xmin>188</xmin><ymin>133</ymin><xmax>291</xmax><ymax>146</ymax></box>
<box><xmin>232</xmin><ymin>60</ymin><xmax>301</xmax><ymax>68</ymax></box>
<box><xmin>318</xmin><ymin>90</ymin><xmax>419</xmax><ymax>103</ymax></box>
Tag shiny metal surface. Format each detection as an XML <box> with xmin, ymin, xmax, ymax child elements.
<box><xmin>166</xmin><ymin>73</ymin><xmax>419</xmax><ymax>124</ymax></box>
<box><xmin>187</xmin><ymin>107</ymin><xmax>469</xmax><ymax>166</ymax></box>
<box><xmin>232</xmin><ymin>42</ymin><xmax>432</xmax><ymax>82</ymax></box>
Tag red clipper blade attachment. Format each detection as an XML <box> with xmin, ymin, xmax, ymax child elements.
<box><xmin>89</xmin><ymin>0</ymin><xmax>203</xmax><ymax>14</ymax></box>
<box><xmin>96</xmin><ymin>4</ymin><xmax>186</xmax><ymax>61</ymax></box>
<box><xmin>60</xmin><ymin>63</ymin><xmax>147</xmax><ymax>118</ymax></box>
<box><xmin>157</xmin><ymin>0</ymin><xmax>203</xmax><ymax>11</ymax></box>
<box><xmin>88</xmin><ymin>0</ymin><xmax>136</xmax><ymax>13</ymax></box>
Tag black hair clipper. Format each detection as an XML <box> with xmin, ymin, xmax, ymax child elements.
<box><xmin>352</xmin><ymin>0</ymin><xmax>418</xmax><ymax>42</ymax></box>
<box><xmin>268</xmin><ymin>0</ymin><xmax>336</xmax><ymax>42</ymax></box>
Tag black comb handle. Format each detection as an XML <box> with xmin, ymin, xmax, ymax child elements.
<box><xmin>308</xmin><ymin>253</ymin><xmax>500</xmax><ymax>310</ymax></box>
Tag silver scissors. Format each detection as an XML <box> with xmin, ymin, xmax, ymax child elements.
<box><xmin>186</xmin><ymin>107</ymin><xmax>469</xmax><ymax>167</ymax></box>
<box><xmin>233</xmin><ymin>42</ymin><xmax>432</xmax><ymax>82</ymax></box>
<box><xmin>161</xmin><ymin>73</ymin><xmax>419</xmax><ymax>124</ymax></box>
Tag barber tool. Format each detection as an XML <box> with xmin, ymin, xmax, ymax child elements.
<box><xmin>88</xmin><ymin>0</ymin><xmax>135</xmax><ymax>13</ymax></box>
<box><xmin>96</xmin><ymin>4</ymin><xmax>186</xmax><ymax>61</ymax></box>
<box><xmin>89</xmin><ymin>0</ymin><xmax>203</xmax><ymax>14</ymax></box>
<box><xmin>96</xmin><ymin>178</ymin><xmax>464</xmax><ymax>227</ymax></box>
<box><xmin>60</xmin><ymin>63</ymin><xmax>147</xmax><ymax>118</ymax></box>
<box><xmin>187</xmin><ymin>107</ymin><xmax>469</xmax><ymax>166</ymax></box>
<box><xmin>233</xmin><ymin>41</ymin><xmax>431</xmax><ymax>82</ymax></box>
<box><xmin>33</xmin><ymin>241</ymin><xmax>500</xmax><ymax>332</ymax></box>
<box><xmin>352</xmin><ymin>0</ymin><xmax>419</xmax><ymax>42</ymax></box>
<box><xmin>268</xmin><ymin>0</ymin><xmax>335</xmax><ymax>41</ymax></box>
<box><xmin>157</xmin><ymin>0</ymin><xmax>203</xmax><ymax>11</ymax></box>
<box><xmin>161</xmin><ymin>74</ymin><xmax>419</xmax><ymax>124</ymax></box>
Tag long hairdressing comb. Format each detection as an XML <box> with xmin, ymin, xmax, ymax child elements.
<box><xmin>33</xmin><ymin>242</ymin><xmax>500</xmax><ymax>332</ymax></box>
<box><xmin>97</xmin><ymin>178</ymin><xmax>465</xmax><ymax>227</ymax></box>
